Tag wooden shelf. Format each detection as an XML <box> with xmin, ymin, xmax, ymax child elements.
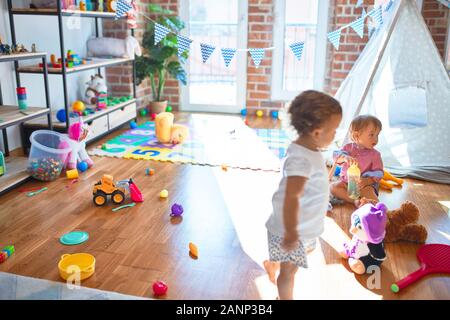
<box><xmin>24</xmin><ymin>98</ymin><xmax>136</xmax><ymax>128</ymax></box>
<box><xmin>17</xmin><ymin>57</ymin><xmax>134</xmax><ymax>75</ymax></box>
<box><xmin>0</xmin><ymin>106</ymin><xmax>50</xmax><ymax>130</ymax></box>
<box><xmin>11</xmin><ymin>8</ymin><xmax>125</xmax><ymax>19</ymax></box>
<box><xmin>0</xmin><ymin>52</ymin><xmax>46</xmax><ymax>63</ymax></box>
<box><xmin>0</xmin><ymin>156</ymin><xmax>30</xmax><ymax>194</ymax></box>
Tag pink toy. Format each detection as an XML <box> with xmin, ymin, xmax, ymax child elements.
<box><xmin>128</xmin><ymin>178</ymin><xmax>143</xmax><ymax>202</ymax></box>
<box><xmin>126</xmin><ymin>0</ymin><xmax>138</xmax><ymax>29</ymax></box>
<box><xmin>152</xmin><ymin>280</ymin><xmax>168</xmax><ymax>296</ymax></box>
<box><xmin>64</xmin><ymin>118</ymin><xmax>94</xmax><ymax>170</ymax></box>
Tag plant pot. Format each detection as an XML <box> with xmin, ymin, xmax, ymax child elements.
<box><xmin>149</xmin><ymin>100</ymin><xmax>168</xmax><ymax>114</ymax></box>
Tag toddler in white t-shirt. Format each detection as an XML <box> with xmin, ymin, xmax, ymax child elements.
<box><xmin>264</xmin><ymin>90</ymin><xmax>342</xmax><ymax>300</ymax></box>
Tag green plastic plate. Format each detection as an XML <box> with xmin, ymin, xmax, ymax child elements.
<box><xmin>59</xmin><ymin>231</ymin><xmax>89</xmax><ymax>246</ymax></box>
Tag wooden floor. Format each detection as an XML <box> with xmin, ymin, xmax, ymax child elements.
<box><xmin>0</xmin><ymin>113</ymin><xmax>449</xmax><ymax>300</ymax></box>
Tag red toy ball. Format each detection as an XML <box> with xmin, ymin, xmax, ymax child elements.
<box><xmin>151</xmin><ymin>113</ymin><xmax>157</xmax><ymax>121</ymax></box>
<box><xmin>152</xmin><ymin>280</ymin><xmax>168</xmax><ymax>296</ymax></box>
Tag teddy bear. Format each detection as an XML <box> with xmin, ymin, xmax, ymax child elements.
<box><xmin>359</xmin><ymin>198</ymin><xmax>428</xmax><ymax>243</ymax></box>
<box><xmin>155</xmin><ymin>112</ymin><xmax>189</xmax><ymax>144</ymax></box>
<box><xmin>340</xmin><ymin>202</ymin><xmax>388</xmax><ymax>275</ymax></box>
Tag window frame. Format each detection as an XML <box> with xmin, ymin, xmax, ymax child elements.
<box><xmin>271</xmin><ymin>0</ymin><xmax>330</xmax><ymax>101</ymax></box>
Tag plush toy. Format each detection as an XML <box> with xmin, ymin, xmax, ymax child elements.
<box><xmin>155</xmin><ymin>112</ymin><xmax>189</xmax><ymax>144</ymax></box>
<box><xmin>126</xmin><ymin>0</ymin><xmax>138</xmax><ymax>29</ymax></box>
<box><xmin>60</xmin><ymin>118</ymin><xmax>94</xmax><ymax>170</ymax></box>
<box><xmin>83</xmin><ymin>74</ymin><xmax>107</xmax><ymax>106</ymax></box>
<box><xmin>87</xmin><ymin>36</ymin><xmax>142</xmax><ymax>59</ymax></box>
<box><xmin>340</xmin><ymin>202</ymin><xmax>388</xmax><ymax>275</ymax></box>
<box><xmin>358</xmin><ymin>198</ymin><xmax>428</xmax><ymax>243</ymax></box>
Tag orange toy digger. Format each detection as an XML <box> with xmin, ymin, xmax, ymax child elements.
<box><xmin>93</xmin><ymin>174</ymin><xmax>126</xmax><ymax>206</ymax></box>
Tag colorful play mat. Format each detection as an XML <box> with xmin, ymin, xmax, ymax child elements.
<box><xmin>253</xmin><ymin>128</ymin><xmax>292</xmax><ymax>159</ymax></box>
<box><xmin>88</xmin><ymin>114</ymin><xmax>281</xmax><ymax>171</ymax></box>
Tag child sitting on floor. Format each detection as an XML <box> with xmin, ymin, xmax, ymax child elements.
<box><xmin>330</xmin><ymin>115</ymin><xmax>383</xmax><ymax>207</ymax></box>
<box><xmin>264</xmin><ymin>90</ymin><xmax>342</xmax><ymax>300</ymax></box>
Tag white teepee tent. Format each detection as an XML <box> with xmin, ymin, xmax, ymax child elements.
<box><xmin>335</xmin><ymin>0</ymin><xmax>450</xmax><ymax>183</ymax></box>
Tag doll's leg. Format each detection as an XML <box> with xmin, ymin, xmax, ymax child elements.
<box><xmin>67</xmin><ymin>150</ymin><xmax>77</xmax><ymax>169</ymax></box>
<box><xmin>79</xmin><ymin>146</ymin><xmax>94</xmax><ymax>167</ymax></box>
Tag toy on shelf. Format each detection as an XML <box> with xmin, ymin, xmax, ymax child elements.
<box><xmin>56</xmin><ymin>109</ymin><xmax>67</xmax><ymax>123</ymax></box>
<box><xmin>79</xmin><ymin>0</ymin><xmax>87</xmax><ymax>11</ymax></box>
<box><xmin>340</xmin><ymin>202</ymin><xmax>387</xmax><ymax>275</ymax></box>
<box><xmin>391</xmin><ymin>244</ymin><xmax>450</xmax><ymax>293</ymax></box>
<box><xmin>61</xmin><ymin>117</ymin><xmax>94</xmax><ymax>170</ymax></box>
<box><xmin>0</xmin><ymin>151</ymin><xmax>5</xmax><ymax>176</ymax></box>
<box><xmin>380</xmin><ymin>169</ymin><xmax>404</xmax><ymax>190</ymax></box>
<box><xmin>126</xmin><ymin>0</ymin><xmax>138</xmax><ymax>29</ymax></box>
<box><xmin>16</xmin><ymin>87</ymin><xmax>28</xmax><ymax>111</ymax></box>
<box><xmin>83</xmin><ymin>74</ymin><xmax>107</xmax><ymax>107</ymax></box>
<box><xmin>87</xmin><ymin>36</ymin><xmax>142</xmax><ymax>59</ymax></box>
<box><xmin>93</xmin><ymin>174</ymin><xmax>126</xmax><ymax>206</ymax></box>
<box><xmin>152</xmin><ymin>280</ymin><xmax>168</xmax><ymax>297</ymax></box>
<box><xmin>0</xmin><ymin>37</ymin><xmax>11</xmax><ymax>55</ymax></box>
<box><xmin>0</xmin><ymin>245</ymin><xmax>15</xmax><ymax>264</ymax></box>
<box><xmin>39</xmin><ymin>50</ymin><xmax>87</xmax><ymax>69</ymax></box>
<box><xmin>155</xmin><ymin>112</ymin><xmax>189</xmax><ymax>145</ymax></box>
<box><xmin>107</xmin><ymin>0</ymin><xmax>117</xmax><ymax>12</ymax></box>
<box><xmin>72</xmin><ymin>101</ymin><xmax>86</xmax><ymax>115</ymax></box>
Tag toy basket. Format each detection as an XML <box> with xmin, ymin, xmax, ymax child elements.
<box><xmin>58</xmin><ymin>253</ymin><xmax>96</xmax><ymax>281</ymax></box>
<box><xmin>28</xmin><ymin>130</ymin><xmax>71</xmax><ymax>181</ymax></box>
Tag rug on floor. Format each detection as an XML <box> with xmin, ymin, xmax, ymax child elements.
<box><xmin>0</xmin><ymin>272</ymin><xmax>149</xmax><ymax>300</ymax></box>
<box><xmin>253</xmin><ymin>128</ymin><xmax>292</xmax><ymax>159</ymax></box>
<box><xmin>88</xmin><ymin>114</ymin><xmax>281</xmax><ymax>171</ymax></box>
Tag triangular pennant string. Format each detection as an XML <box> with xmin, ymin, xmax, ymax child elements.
<box><xmin>115</xmin><ymin>0</ymin><xmax>132</xmax><ymax>19</ymax></box>
<box><xmin>350</xmin><ymin>16</ymin><xmax>365</xmax><ymax>38</ymax></box>
<box><xmin>200</xmin><ymin>43</ymin><xmax>216</xmax><ymax>63</ymax></box>
<box><xmin>327</xmin><ymin>29</ymin><xmax>342</xmax><ymax>50</ymax></box>
<box><xmin>221</xmin><ymin>48</ymin><xmax>237</xmax><ymax>67</ymax></box>
<box><xmin>249</xmin><ymin>48</ymin><xmax>265</xmax><ymax>68</ymax></box>
<box><xmin>154</xmin><ymin>23</ymin><xmax>171</xmax><ymax>45</ymax></box>
<box><xmin>177</xmin><ymin>35</ymin><xmax>193</xmax><ymax>57</ymax></box>
<box><xmin>289</xmin><ymin>42</ymin><xmax>305</xmax><ymax>61</ymax></box>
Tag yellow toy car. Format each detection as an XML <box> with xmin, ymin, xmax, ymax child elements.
<box><xmin>92</xmin><ymin>174</ymin><xmax>125</xmax><ymax>206</ymax></box>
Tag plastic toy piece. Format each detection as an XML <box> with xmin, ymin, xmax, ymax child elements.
<box><xmin>240</xmin><ymin>108</ymin><xmax>247</xmax><ymax>116</ymax></box>
<box><xmin>270</xmin><ymin>110</ymin><xmax>279</xmax><ymax>119</ymax></box>
<box><xmin>189</xmin><ymin>242</ymin><xmax>198</xmax><ymax>258</ymax></box>
<box><xmin>128</xmin><ymin>179</ymin><xmax>144</xmax><ymax>202</ymax></box>
<box><xmin>130</xmin><ymin>121</ymin><xmax>138</xmax><ymax>129</ymax></box>
<box><xmin>380</xmin><ymin>170</ymin><xmax>404</xmax><ymax>190</ymax></box>
<box><xmin>27</xmin><ymin>187</ymin><xmax>48</xmax><ymax>197</ymax></box>
<box><xmin>93</xmin><ymin>174</ymin><xmax>126</xmax><ymax>206</ymax></box>
<box><xmin>152</xmin><ymin>280</ymin><xmax>168</xmax><ymax>296</ymax></box>
<box><xmin>112</xmin><ymin>202</ymin><xmax>136</xmax><ymax>212</ymax></box>
<box><xmin>0</xmin><ymin>151</ymin><xmax>5</xmax><ymax>176</ymax></box>
<box><xmin>347</xmin><ymin>164</ymin><xmax>360</xmax><ymax>200</ymax></box>
<box><xmin>256</xmin><ymin>110</ymin><xmax>263</xmax><ymax>117</ymax></box>
<box><xmin>159</xmin><ymin>189</ymin><xmax>169</xmax><ymax>199</ymax></box>
<box><xmin>151</xmin><ymin>113</ymin><xmax>157</xmax><ymax>121</ymax></box>
<box><xmin>0</xmin><ymin>245</ymin><xmax>15</xmax><ymax>264</ymax></box>
<box><xmin>66</xmin><ymin>169</ymin><xmax>79</xmax><ymax>179</ymax></box>
<box><xmin>221</xmin><ymin>164</ymin><xmax>228</xmax><ymax>171</ymax></box>
<box><xmin>140</xmin><ymin>108</ymin><xmax>148</xmax><ymax>117</ymax></box>
<box><xmin>145</xmin><ymin>168</ymin><xmax>155</xmax><ymax>176</ymax></box>
<box><xmin>58</xmin><ymin>253</ymin><xmax>95</xmax><ymax>281</ymax></box>
<box><xmin>170</xmin><ymin>204</ymin><xmax>184</xmax><ymax>217</ymax></box>
<box><xmin>166</xmin><ymin>105</ymin><xmax>173</xmax><ymax>112</ymax></box>
<box><xmin>66</xmin><ymin>179</ymin><xmax>78</xmax><ymax>189</ymax></box>
<box><xmin>60</xmin><ymin>231</ymin><xmax>89</xmax><ymax>246</ymax></box>
<box><xmin>77</xmin><ymin>161</ymin><xmax>88</xmax><ymax>172</ymax></box>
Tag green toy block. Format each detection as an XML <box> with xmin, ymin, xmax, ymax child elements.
<box><xmin>2</xmin><ymin>245</ymin><xmax>14</xmax><ymax>257</ymax></box>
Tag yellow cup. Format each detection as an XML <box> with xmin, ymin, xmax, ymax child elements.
<box><xmin>66</xmin><ymin>169</ymin><xmax>79</xmax><ymax>179</ymax></box>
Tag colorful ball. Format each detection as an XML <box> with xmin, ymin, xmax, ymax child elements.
<box><xmin>170</xmin><ymin>204</ymin><xmax>184</xmax><ymax>217</ymax></box>
<box><xmin>159</xmin><ymin>189</ymin><xmax>169</xmax><ymax>199</ymax></box>
<box><xmin>240</xmin><ymin>108</ymin><xmax>247</xmax><ymax>116</ymax></box>
<box><xmin>256</xmin><ymin>110</ymin><xmax>263</xmax><ymax>117</ymax></box>
<box><xmin>152</xmin><ymin>280</ymin><xmax>168</xmax><ymax>296</ymax></box>
<box><xmin>140</xmin><ymin>108</ymin><xmax>148</xmax><ymax>117</ymax></box>
<box><xmin>130</xmin><ymin>121</ymin><xmax>138</xmax><ymax>129</ymax></box>
<box><xmin>151</xmin><ymin>113</ymin><xmax>157</xmax><ymax>121</ymax></box>
<box><xmin>77</xmin><ymin>161</ymin><xmax>88</xmax><ymax>172</ymax></box>
<box><xmin>166</xmin><ymin>105</ymin><xmax>173</xmax><ymax>112</ymax></box>
<box><xmin>56</xmin><ymin>109</ymin><xmax>66</xmax><ymax>123</ymax></box>
<box><xmin>72</xmin><ymin>100</ymin><xmax>85</xmax><ymax>113</ymax></box>
<box><xmin>270</xmin><ymin>110</ymin><xmax>279</xmax><ymax>119</ymax></box>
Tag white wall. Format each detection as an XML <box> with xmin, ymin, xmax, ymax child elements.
<box><xmin>1</xmin><ymin>1</ymin><xmax>100</xmax><ymax>152</ymax></box>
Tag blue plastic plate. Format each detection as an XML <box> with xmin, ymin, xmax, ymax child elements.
<box><xmin>59</xmin><ymin>231</ymin><xmax>89</xmax><ymax>246</ymax></box>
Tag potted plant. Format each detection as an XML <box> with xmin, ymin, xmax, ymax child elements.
<box><xmin>136</xmin><ymin>4</ymin><xmax>188</xmax><ymax>114</ymax></box>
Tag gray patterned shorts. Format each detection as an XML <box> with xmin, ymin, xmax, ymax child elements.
<box><xmin>267</xmin><ymin>231</ymin><xmax>317</xmax><ymax>268</ymax></box>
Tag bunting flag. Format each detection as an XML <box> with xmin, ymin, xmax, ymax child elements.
<box><xmin>356</xmin><ymin>0</ymin><xmax>364</xmax><ymax>7</ymax></box>
<box><xmin>200</xmin><ymin>43</ymin><xmax>216</xmax><ymax>63</ymax></box>
<box><xmin>362</xmin><ymin>8</ymin><xmax>367</xmax><ymax>18</ymax></box>
<box><xmin>154</xmin><ymin>23</ymin><xmax>171</xmax><ymax>45</ymax></box>
<box><xmin>289</xmin><ymin>42</ymin><xmax>305</xmax><ymax>61</ymax></box>
<box><xmin>115</xmin><ymin>0</ymin><xmax>132</xmax><ymax>19</ymax></box>
<box><xmin>384</xmin><ymin>0</ymin><xmax>394</xmax><ymax>12</ymax></box>
<box><xmin>249</xmin><ymin>48</ymin><xmax>265</xmax><ymax>68</ymax></box>
<box><xmin>350</xmin><ymin>15</ymin><xmax>365</xmax><ymax>38</ymax></box>
<box><xmin>221</xmin><ymin>48</ymin><xmax>237</xmax><ymax>67</ymax></box>
<box><xmin>368</xmin><ymin>5</ymin><xmax>383</xmax><ymax>28</ymax></box>
<box><xmin>327</xmin><ymin>29</ymin><xmax>342</xmax><ymax>50</ymax></box>
<box><xmin>368</xmin><ymin>19</ymin><xmax>376</xmax><ymax>38</ymax></box>
<box><xmin>177</xmin><ymin>35</ymin><xmax>192</xmax><ymax>57</ymax></box>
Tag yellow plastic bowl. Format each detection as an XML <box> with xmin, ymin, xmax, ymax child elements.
<box><xmin>58</xmin><ymin>253</ymin><xmax>96</xmax><ymax>281</ymax></box>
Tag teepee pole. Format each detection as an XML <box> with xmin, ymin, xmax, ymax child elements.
<box><xmin>344</xmin><ymin>0</ymin><xmax>406</xmax><ymax>143</ymax></box>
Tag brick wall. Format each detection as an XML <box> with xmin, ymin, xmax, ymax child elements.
<box><xmin>246</xmin><ymin>0</ymin><xmax>283</xmax><ymax>115</ymax></box>
<box><xmin>324</xmin><ymin>0</ymin><xmax>375</xmax><ymax>95</ymax></box>
<box><xmin>103</xmin><ymin>0</ymin><xmax>180</xmax><ymax>111</ymax></box>
<box><xmin>422</xmin><ymin>0</ymin><xmax>449</xmax><ymax>60</ymax></box>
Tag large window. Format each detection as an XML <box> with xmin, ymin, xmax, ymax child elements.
<box><xmin>271</xmin><ymin>0</ymin><xmax>329</xmax><ymax>101</ymax></box>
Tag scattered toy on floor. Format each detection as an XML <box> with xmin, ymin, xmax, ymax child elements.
<box><xmin>155</xmin><ymin>112</ymin><xmax>189</xmax><ymax>144</ymax></box>
<box><xmin>128</xmin><ymin>178</ymin><xmax>144</xmax><ymax>202</ymax></box>
<box><xmin>130</xmin><ymin>121</ymin><xmax>138</xmax><ymax>129</ymax></box>
<box><xmin>152</xmin><ymin>280</ymin><xmax>168</xmax><ymax>296</ymax></box>
<box><xmin>240</xmin><ymin>108</ymin><xmax>247</xmax><ymax>116</ymax></box>
<box><xmin>66</xmin><ymin>169</ymin><xmax>79</xmax><ymax>179</ymax></box>
<box><xmin>189</xmin><ymin>242</ymin><xmax>198</xmax><ymax>258</ymax></box>
<box><xmin>340</xmin><ymin>202</ymin><xmax>388</xmax><ymax>275</ymax></box>
<box><xmin>170</xmin><ymin>204</ymin><xmax>183</xmax><ymax>217</ymax></box>
<box><xmin>140</xmin><ymin>108</ymin><xmax>148</xmax><ymax>117</ymax></box>
<box><xmin>62</xmin><ymin>118</ymin><xmax>94</xmax><ymax>170</ymax></box>
<box><xmin>159</xmin><ymin>189</ymin><xmax>169</xmax><ymax>199</ymax></box>
<box><xmin>380</xmin><ymin>169</ymin><xmax>404</xmax><ymax>190</ymax></box>
<box><xmin>27</xmin><ymin>187</ymin><xmax>48</xmax><ymax>197</ymax></box>
<box><xmin>0</xmin><ymin>245</ymin><xmax>15</xmax><ymax>264</ymax></box>
<box><xmin>112</xmin><ymin>202</ymin><xmax>136</xmax><ymax>212</ymax></box>
<box><xmin>60</xmin><ymin>231</ymin><xmax>89</xmax><ymax>246</ymax></box>
<box><xmin>166</xmin><ymin>105</ymin><xmax>173</xmax><ymax>112</ymax></box>
<box><xmin>77</xmin><ymin>161</ymin><xmax>89</xmax><ymax>172</ymax></box>
<box><xmin>145</xmin><ymin>168</ymin><xmax>155</xmax><ymax>176</ymax></box>
<box><xmin>58</xmin><ymin>253</ymin><xmax>95</xmax><ymax>281</ymax></box>
<box><xmin>256</xmin><ymin>110</ymin><xmax>263</xmax><ymax>117</ymax></box>
<box><xmin>93</xmin><ymin>174</ymin><xmax>126</xmax><ymax>206</ymax></box>
<box><xmin>391</xmin><ymin>244</ymin><xmax>450</xmax><ymax>293</ymax></box>
<box><xmin>270</xmin><ymin>110</ymin><xmax>279</xmax><ymax>119</ymax></box>
<box><xmin>151</xmin><ymin>113</ymin><xmax>157</xmax><ymax>121</ymax></box>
